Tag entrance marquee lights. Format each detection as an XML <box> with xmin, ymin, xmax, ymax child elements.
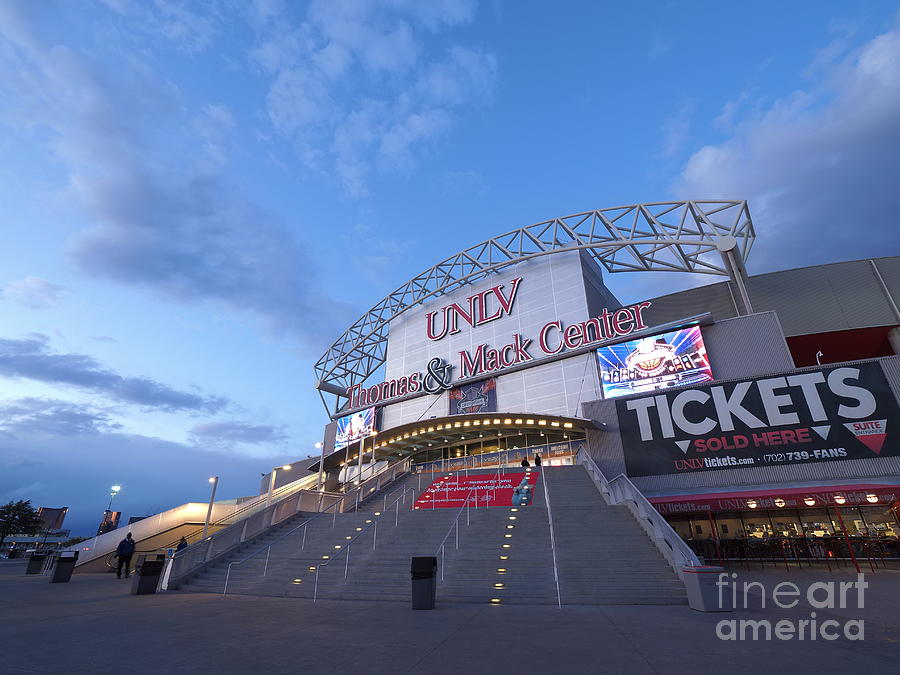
<box><xmin>345</xmin><ymin>276</ymin><xmax>653</xmax><ymax>409</ymax></box>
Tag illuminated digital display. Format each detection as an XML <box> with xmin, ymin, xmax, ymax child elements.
<box><xmin>596</xmin><ymin>326</ymin><xmax>713</xmax><ymax>398</ymax></box>
<box><xmin>334</xmin><ymin>407</ymin><xmax>377</xmax><ymax>451</ymax></box>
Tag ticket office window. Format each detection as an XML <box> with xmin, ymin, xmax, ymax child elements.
<box><xmin>799</xmin><ymin>509</ymin><xmax>834</xmax><ymax>537</ymax></box>
<box><xmin>713</xmin><ymin>513</ymin><xmax>744</xmax><ymax>539</ymax></box>
<box><xmin>862</xmin><ymin>507</ymin><xmax>900</xmax><ymax>538</ymax></box>
<box><xmin>830</xmin><ymin>507</ymin><xmax>868</xmax><ymax>536</ymax></box>
<box><xmin>770</xmin><ymin>510</ymin><xmax>803</xmax><ymax>537</ymax></box>
<box><xmin>668</xmin><ymin>517</ymin><xmax>694</xmax><ymax>541</ymax></box>
<box><xmin>742</xmin><ymin>514</ymin><xmax>774</xmax><ymax>539</ymax></box>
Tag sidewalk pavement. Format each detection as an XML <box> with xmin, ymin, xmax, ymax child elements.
<box><xmin>1</xmin><ymin>562</ymin><xmax>899</xmax><ymax>674</ymax></box>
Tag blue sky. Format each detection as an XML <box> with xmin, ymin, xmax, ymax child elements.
<box><xmin>1</xmin><ymin>0</ymin><xmax>899</xmax><ymax>535</ymax></box>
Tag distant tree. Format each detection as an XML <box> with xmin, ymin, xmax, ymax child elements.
<box><xmin>0</xmin><ymin>500</ymin><xmax>44</xmax><ymax>548</ymax></box>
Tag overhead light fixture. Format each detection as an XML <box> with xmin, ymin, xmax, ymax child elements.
<box><xmin>804</xmin><ymin>497</ymin><xmax>816</xmax><ymax>506</ymax></box>
<box><xmin>834</xmin><ymin>495</ymin><xmax>847</xmax><ymax>505</ymax></box>
<box><xmin>774</xmin><ymin>498</ymin><xmax>786</xmax><ymax>508</ymax></box>
<box><xmin>866</xmin><ymin>493</ymin><xmax>879</xmax><ymax>503</ymax></box>
<box><xmin>746</xmin><ymin>499</ymin><xmax>758</xmax><ymax>509</ymax></box>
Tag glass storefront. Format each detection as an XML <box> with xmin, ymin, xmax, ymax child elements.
<box><xmin>666</xmin><ymin>506</ymin><xmax>900</xmax><ymax>542</ymax></box>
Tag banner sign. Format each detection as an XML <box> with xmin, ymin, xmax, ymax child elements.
<box><xmin>449</xmin><ymin>378</ymin><xmax>497</xmax><ymax>415</ymax></box>
<box><xmin>413</xmin><ymin>472</ymin><xmax>539</xmax><ymax>509</ymax></box>
<box><xmin>334</xmin><ymin>407</ymin><xmax>377</xmax><ymax>452</ymax></box>
<box><xmin>616</xmin><ymin>363</ymin><xmax>900</xmax><ymax>477</ymax></box>
<box><xmin>597</xmin><ymin>326</ymin><xmax>713</xmax><ymax>399</ymax></box>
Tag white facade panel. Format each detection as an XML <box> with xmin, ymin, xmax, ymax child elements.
<box><xmin>381</xmin><ymin>251</ymin><xmax>601</xmax><ymax>427</ymax></box>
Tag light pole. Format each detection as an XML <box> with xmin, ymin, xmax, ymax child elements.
<box><xmin>106</xmin><ymin>484</ymin><xmax>122</xmax><ymax>512</ymax></box>
<box><xmin>266</xmin><ymin>464</ymin><xmax>292</xmax><ymax>506</ymax></box>
<box><xmin>202</xmin><ymin>476</ymin><xmax>219</xmax><ymax>538</ymax></box>
<box><xmin>314</xmin><ymin>441</ymin><xmax>325</xmax><ymax>492</ymax></box>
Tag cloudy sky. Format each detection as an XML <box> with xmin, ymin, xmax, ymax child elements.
<box><xmin>1</xmin><ymin>1</ymin><xmax>899</xmax><ymax>534</ymax></box>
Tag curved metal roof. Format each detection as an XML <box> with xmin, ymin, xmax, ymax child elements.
<box><xmin>314</xmin><ymin>200</ymin><xmax>754</xmax><ymax>411</ymax></box>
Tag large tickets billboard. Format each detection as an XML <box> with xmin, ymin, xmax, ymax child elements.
<box><xmin>597</xmin><ymin>326</ymin><xmax>713</xmax><ymax>399</ymax></box>
<box><xmin>616</xmin><ymin>362</ymin><xmax>900</xmax><ymax>477</ymax></box>
<box><xmin>334</xmin><ymin>407</ymin><xmax>377</xmax><ymax>451</ymax></box>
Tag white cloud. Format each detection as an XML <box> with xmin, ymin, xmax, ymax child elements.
<box><xmin>674</xmin><ymin>18</ymin><xmax>900</xmax><ymax>270</ymax></box>
<box><xmin>659</xmin><ymin>99</ymin><xmax>697</xmax><ymax>159</ymax></box>
<box><xmin>2</xmin><ymin>277</ymin><xmax>66</xmax><ymax>309</ymax></box>
<box><xmin>253</xmin><ymin>1</ymin><xmax>495</xmax><ymax>195</ymax></box>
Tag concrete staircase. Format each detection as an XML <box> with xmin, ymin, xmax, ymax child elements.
<box><xmin>176</xmin><ymin>466</ymin><xmax>686</xmax><ymax>605</ymax></box>
<box><xmin>545</xmin><ymin>466</ymin><xmax>686</xmax><ymax>605</ymax></box>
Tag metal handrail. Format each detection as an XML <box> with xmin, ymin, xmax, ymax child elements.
<box><xmin>416</xmin><ymin>444</ymin><xmax>569</xmax><ymax>475</ymax></box>
<box><xmin>575</xmin><ymin>449</ymin><xmax>702</xmax><ymax>576</ymax></box>
<box><xmin>311</xmin><ymin>486</ymin><xmax>417</xmax><ymax>601</ymax></box>
<box><xmin>220</xmin><ymin>463</ymin><xmax>413</xmax><ymax>595</ymax></box>
<box><xmin>434</xmin><ymin>489</ymin><xmax>475</xmax><ymax>582</ymax></box>
<box><xmin>175</xmin><ymin>457</ymin><xmax>411</xmax><ymax>588</ymax></box>
<box><xmin>222</xmin><ymin>497</ymin><xmax>345</xmax><ymax>595</ymax></box>
<box><xmin>537</xmin><ymin>467</ymin><xmax>562</xmax><ymax>608</ymax></box>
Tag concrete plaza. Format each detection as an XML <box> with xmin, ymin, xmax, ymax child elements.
<box><xmin>2</xmin><ymin>561</ymin><xmax>899</xmax><ymax>674</ymax></box>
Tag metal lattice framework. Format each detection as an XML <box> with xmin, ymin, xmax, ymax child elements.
<box><xmin>314</xmin><ymin>200</ymin><xmax>754</xmax><ymax>413</ymax></box>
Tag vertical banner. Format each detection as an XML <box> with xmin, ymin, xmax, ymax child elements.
<box><xmin>449</xmin><ymin>378</ymin><xmax>497</xmax><ymax>415</ymax></box>
<box><xmin>616</xmin><ymin>362</ymin><xmax>900</xmax><ymax>477</ymax></box>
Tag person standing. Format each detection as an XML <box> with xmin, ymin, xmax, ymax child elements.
<box><xmin>116</xmin><ymin>532</ymin><xmax>136</xmax><ymax>579</ymax></box>
<box><xmin>176</xmin><ymin>537</ymin><xmax>188</xmax><ymax>552</ymax></box>
<box><xmin>521</xmin><ymin>457</ymin><xmax>530</xmax><ymax>468</ymax></box>
<box><xmin>534</xmin><ymin>454</ymin><xmax>542</xmax><ymax>468</ymax></box>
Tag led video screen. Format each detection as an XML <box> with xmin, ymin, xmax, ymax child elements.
<box><xmin>334</xmin><ymin>407</ymin><xmax>377</xmax><ymax>451</ymax></box>
<box><xmin>596</xmin><ymin>325</ymin><xmax>713</xmax><ymax>399</ymax></box>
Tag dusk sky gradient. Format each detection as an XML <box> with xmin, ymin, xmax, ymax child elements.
<box><xmin>1</xmin><ymin>0</ymin><xmax>900</xmax><ymax>534</ymax></box>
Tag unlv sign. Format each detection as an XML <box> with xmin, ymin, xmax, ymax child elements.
<box><xmin>426</xmin><ymin>278</ymin><xmax>522</xmax><ymax>340</ymax></box>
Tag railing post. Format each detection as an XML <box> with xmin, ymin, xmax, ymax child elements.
<box><xmin>373</xmin><ymin>520</ymin><xmax>377</xmax><ymax>550</ymax></box>
<box><xmin>263</xmin><ymin>546</ymin><xmax>270</xmax><ymax>577</ymax></box>
<box><xmin>223</xmin><ymin>563</ymin><xmax>232</xmax><ymax>596</ymax></box>
<box><xmin>313</xmin><ymin>567</ymin><xmax>319</xmax><ymax>602</ymax></box>
<box><xmin>355</xmin><ymin>491</ymin><xmax>359</xmax><ymax>512</ymax></box>
<box><xmin>440</xmin><ymin>544</ymin><xmax>444</xmax><ymax>581</ymax></box>
<box><xmin>455</xmin><ymin>519</ymin><xmax>459</xmax><ymax>549</ymax></box>
<box><xmin>345</xmin><ymin>544</ymin><xmax>350</xmax><ymax>578</ymax></box>
<box><xmin>301</xmin><ymin>523</ymin><xmax>307</xmax><ymax>551</ymax></box>
<box><xmin>333</xmin><ymin>503</ymin><xmax>338</xmax><ymax>528</ymax></box>
<box><xmin>396</xmin><ymin>500</ymin><xmax>400</xmax><ymax>527</ymax></box>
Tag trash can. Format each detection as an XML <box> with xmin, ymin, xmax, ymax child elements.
<box><xmin>130</xmin><ymin>554</ymin><xmax>166</xmax><ymax>595</ymax></box>
<box><xmin>411</xmin><ymin>556</ymin><xmax>437</xmax><ymax>610</ymax></box>
<box><xmin>26</xmin><ymin>551</ymin><xmax>50</xmax><ymax>575</ymax></box>
<box><xmin>681</xmin><ymin>566</ymin><xmax>732</xmax><ymax>612</ymax></box>
<box><xmin>51</xmin><ymin>551</ymin><xmax>79</xmax><ymax>583</ymax></box>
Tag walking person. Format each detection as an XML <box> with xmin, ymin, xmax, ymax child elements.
<box><xmin>521</xmin><ymin>457</ymin><xmax>530</xmax><ymax>468</ymax></box>
<box><xmin>115</xmin><ymin>532</ymin><xmax>136</xmax><ymax>579</ymax></box>
<box><xmin>534</xmin><ymin>454</ymin><xmax>542</xmax><ymax>468</ymax></box>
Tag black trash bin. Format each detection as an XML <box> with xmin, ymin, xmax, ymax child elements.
<box><xmin>26</xmin><ymin>551</ymin><xmax>49</xmax><ymax>575</ymax></box>
<box><xmin>130</xmin><ymin>554</ymin><xmax>166</xmax><ymax>595</ymax></box>
<box><xmin>51</xmin><ymin>551</ymin><xmax>79</xmax><ymax>583</ymax></box>
<box><xmin>411</xmin><ymin>556</ymin><xmax>437</xmax><ymax>610</ymax></box>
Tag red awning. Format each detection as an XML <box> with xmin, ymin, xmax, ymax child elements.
<box><xmin>649</xmin><ymin>484</ymin><xmax>900</xmax><ymax>514</ymax></box>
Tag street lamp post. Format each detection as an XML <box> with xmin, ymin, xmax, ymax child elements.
<box><xmin>202</xmin><ymin>476</ymin><xmax>219</xmax><ymax>538</ymax></box>
<box><xmin>266</xmin><ymin>465</ymin><xmax>292</xmax><ymax>506</ymax></box>
<box><xmin>106</xmin><ymin>484</ymin><xmax>122</xmax><ymax>512</ymax></box>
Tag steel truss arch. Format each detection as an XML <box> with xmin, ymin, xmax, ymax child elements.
<box><xmin>314</xmin><ymin>200</ymin><xmax>754</xmax><ymax>412</ymax></box>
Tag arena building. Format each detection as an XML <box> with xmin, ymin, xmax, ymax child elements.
<box><xmin>310</xmin><ymin>200</ymin><xmax>900</xmax><ymax>560</ymax></box>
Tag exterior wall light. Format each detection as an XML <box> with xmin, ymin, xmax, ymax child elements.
<box><xmin>774</xmin><ymin>498</ymin><xmax>786</xmax><ymax>508</ymax></box>
<box><xmin>834</xmin><ymin>495</ymin><xmax>846</xmax><ymax>505</ymax></box>
<box><xmin>746</xmin><ymin>499</ymin><xmax>758</xmax><ymax>509</ymax></box>
<box><xmin>866</xmin><ymin>494</ymin><xmax>879</xmax><ymax>503</ymax></box>
<box><xmin>804</xmin><ymin>497</ymin><xmax>816</xmax><ymax>506</ymax></box>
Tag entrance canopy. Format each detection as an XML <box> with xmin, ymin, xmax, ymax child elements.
<box><xmin>311</xmin><ymin>413</ymin><xmax>598</xmax><ymax>474</ymax></box>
